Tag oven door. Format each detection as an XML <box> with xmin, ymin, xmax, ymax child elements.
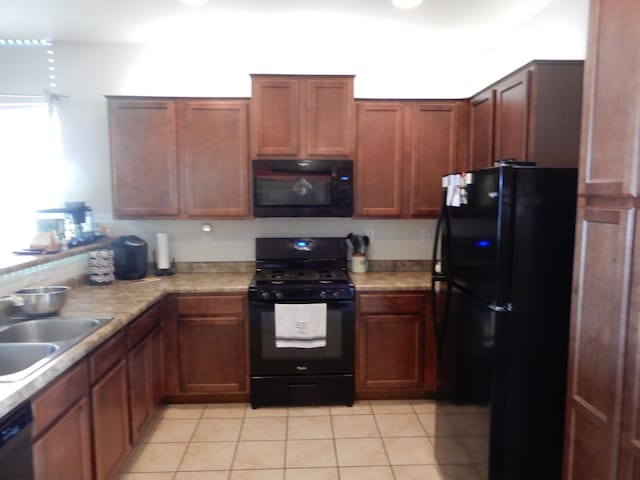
<box><xmin>249</xmin><ymin>300</ymin><xmax>354</xmax><ymax>376</ymax></box>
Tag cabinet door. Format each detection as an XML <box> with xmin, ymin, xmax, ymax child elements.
<box><xmin>92</xmin><ymin>359</ymin><xmax>131</xmax><ymax>480</ymax></box>
<box><xmin>33</xmin><ymin>396</ymin><xmax>93</xmax><ymax>480</ymax></box>
<box><xmin>251</xmin><ymin>78</ymin><xmax>300</xmax><ymax>157</ymax></box>
<box><xmin>179</xmin><ymin>100</ymin><xmax>250</xmax><ymax>217</ymax></box>
<box><xmin>469</xmin><ymin>89</ymin><xmax>495</xmax><ymax>170</ymax></box>
<box><xmin>355</xmin><ymin>102</ymin><xmax>405</xmax><ymax>217</ymax></box>
<box><xmin>151</xmin><ymin>324</ymin><xmax>165</xmax><ymax>408</ymax></box>
<box><xmin>306</xmin><ymin>78</ymin><xmax>353</xmax><ymax>157</ymax></box>
<box><xmin>177</xmin><ymin>315</ymin><xmax>247</xmax><ymax>393</ymax></box>
<box><xmin>357</xmin><ymin>313</ymin><xmax>424</xmax><ymax>391</ymax></box>
<box><xmin>109</xmin><ymin>99</ymin><xmax>179</xmax><ymax>217</ymax></box>
<box><xmin>494</xmin><ymin>70</ymin><xmax>530</xmax><ymax>162</ymax></box>
<box><xmin>563</xmin><ymin>208</ymin><xmax>634</xmax><ymax>480</ymax></box>
<box><xmin>406</xmin><ymin>102</ymin><xmax>462</xmax><ymax>217</ymax></box>
<box><xmin>128</xmin><ymin>335</ymin><xmax>154</xmax><ymax>442</ymax></box>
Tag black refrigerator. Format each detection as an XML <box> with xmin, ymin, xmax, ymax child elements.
<box><xmin>431</xmin><ymin>163</ymin><xmax>577</xmax><ymax>480</ymax></box>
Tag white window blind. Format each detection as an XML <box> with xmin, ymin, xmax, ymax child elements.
<box><xmin>0</xmin><ymin>96</ymin><xmax>67</xmax><ymax>254</ymax></box>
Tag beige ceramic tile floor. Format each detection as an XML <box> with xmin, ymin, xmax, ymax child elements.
<box><xmin>117</xmin><ymin>400</ymin><xmax>488</xmax><ymax>480</ymax></box>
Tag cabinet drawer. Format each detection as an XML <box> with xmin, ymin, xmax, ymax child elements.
<box><xmin>89</xmin><ymin>330</ymin><xmax>127</xmax><ymax>384</ymax></box>
<box><xmin>176</xmin><ymin>294</ymin><xmax>245</xmax><ymax>316</ymax></box>
<box><xmin>359</xmin><ymin>292</ymin><xmax>426</xmax><ymax>315</ymax></box>
<box><xmin>127</xmin><ymin>304</ymin><xmax>160</xmax><ymax>349</ymax></box>
<box><xmin>32</xmin><ymin>360</ymin><xmax>89</xmax><ymax>437</ymax></box>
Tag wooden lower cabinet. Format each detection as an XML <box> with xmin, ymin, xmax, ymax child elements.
<box><xmin>32</xmin><ymin>361</ymin><xmax>93</xmax><ymax>480</ymax></box>
<box><xmin>356</xmin><ymin>291</ymin><xmax>436</xmax><ymax>399</ymax></box>
<box><xmin>33</xmin><ymin>396</ymin><xmax>93</xmax><ymax>480</ymax></box>
<box><xmin>89</xmin><ymin>330</ymin><xmax>131</xmax><ymax>480</ymax></box>
<box><xmin>127</xmin><ymin>303</ymin><xmax>165</xmax><ymax>442</ymax></box>
<box><xmin>91</xmin><ymin>360</ymin><xmax>130</xmax><ymax>480</ymax></box>
<box><xmin>165</xmin><ymin>293</ymin><xmax>249</xmax><ymax>401</ymax></box>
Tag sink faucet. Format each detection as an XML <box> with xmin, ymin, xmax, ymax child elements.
<box><xmin>0</xmin><ymin>295</ymin><xmax>24</xmax><ymax>321</ymax></box>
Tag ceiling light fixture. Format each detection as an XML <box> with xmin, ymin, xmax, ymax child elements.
<box><xmin>177</xmin><ymin>0</ymin><xmax>209</xmax><ymax>6</ymax></box>
<box><xmin>392</xmin><ymin>0</ymin><xmax>423</xmax><ymax>8</ymax></box>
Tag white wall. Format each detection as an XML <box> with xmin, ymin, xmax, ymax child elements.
<box><xmin>0</xmin><ymin>1</ymin><xmax>589</xmax><ymax>262</ymax></box>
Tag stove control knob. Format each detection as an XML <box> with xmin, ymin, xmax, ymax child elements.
<box><xmin>261</xmin><ymin>291</ymin><xmax>271</xmax><ymax>300</ymax></box>
<box><xmin>320</xmin><ymin>290</ymin><xmax>328</xmax><ymax>299</ymax></box>
<box><xmin>332</xmin><ymin>290</ymin><xmax>341</xmax><ymax>299</ymax></box>
<box><xmin>274</xmin><ymin>291</ymin><xmax>285</xmax><ymax>300</ymax></box>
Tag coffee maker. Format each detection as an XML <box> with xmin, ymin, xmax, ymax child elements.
<box><xmin>38</xmin><ymin>201</ymin><xmax>95</xmax><ymax>247</ymax></box>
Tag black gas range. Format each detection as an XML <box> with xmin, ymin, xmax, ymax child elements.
<box><xmin>248</xmin><ymin>237</ymin><xmax>355</xmax><ymax>408</ymax></box>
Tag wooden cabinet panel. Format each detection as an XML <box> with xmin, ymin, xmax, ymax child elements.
<box><xmin>406</xmin><ymin>102</ymin><xmax>461</xmax><ymax>217</ymax></box>
<box><xmin>91</xmin><ymin>360</ymin><xmax>131</xmax><ymax>480</ymax></box>
<box><xmin>128</xmin><ymin>335</ymin><xmax>154</xmax><ymax>442</ymax></box>
<box><xmin>306</xmin><ymin>79</ymin><xmax>353</xmax><ymax>157</ymax></box>
<box><xmin>494</xmin><ymin>70</ymin><xmax>530</xmax><ymax>162</ymax></box>
<box><xmin>33</xmin><ymin>396</ymin><xmax>92</xmax><ymax>480</ymax></box>
<box><xmin>620</xmin><ymin>213</ymin><xmax>640</xmax><ymax>478</ymax></box>
<box><xmin>355</xmin><ymin>102</ymin><xmax>404</xmax><ymax>217</ymax></box>
<box><xmin>469</xmin><ymin>89</ymin><xmax>495</xmax><ymax>170</ymax></box>
<box><xmin>127</xmin><ymin>303</ymin><xmax>160</xmax><ymax>349</ymax></box>
<box><xmin>89</xmin><ymin>330</ymin><xmax>127</xmax><ymax>383</ymax></box>
<box><xmin>563</xmin><ymin>207</ymin><xmax>634</xmax><ymax>480</ymax></box>
<box><xmin>580</xmin><ymin>0</ymin><xmax>640</xmax><ymax>197</ymax></box>
<box><xmin>179</xmin><ymin>100</ymin><xmax>250</xmax><ymax>217</ymax></box>
<box><xmin>32</xmin><ymin>361</ymin><xmax>88</xmax><ymax>438</ymax></box>
<box><xmin>176</xmin><ymin>294</ymin><xmax>245</xmax><ymax>315</ymax></box>
<box><xmin>356</xmin><ymin>291</ymin><xmax>435</xmax><ymax>398</ymax></box>
<box><xmin>165</xmin><ymin>294</ymin><xmax>248</xmax><ymax>400</ymax></box>
<box><xmin>358</xmin><ymin>314</ymin><xmax>424</xmax><ymax>390</ymax></box>
<box><xmin>251</xmin><ymin>78</ymin><xmax>300</xmax><ymax>157</ymax></box>
<box><xmin>177</xmin><ymin>316</ymin><xmax>247</xmax><ymax>393</ymax></box>
<box><xmin>250</xmin><ymin>75</ymin><xmax>353</xmax><ymax>159</ymax></box>
<box><xmin>109</xmin><ymin>99</ymin><xmax>179</xmax><ymax>217</ymax></box>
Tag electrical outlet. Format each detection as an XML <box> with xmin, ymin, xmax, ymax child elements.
<box><xmin>420</xmin><ymin>227</ymin><xmax>432</xmax><ymax>240</ymax></box>
<box><xmin>365</xmin><ymin>228</ymin><xmax>375</xmax><ymax>241</ymax></box>
<box><xmin>201</xmin><ymin>223</ymin><xmax>213</xmax><ymax>241</ymax></box>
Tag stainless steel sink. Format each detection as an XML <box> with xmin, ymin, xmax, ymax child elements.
<box><xmin>0</xmin><ymin>316</ymin><xmax>111</xmax><ymax>382</ymax></box>
<box><xmin>0</xmin><ymin>343</ymin><xmax>60</xmax><ymax>382</ymax></box>
<box><xmin>0</xmin><ymin>318</ymin><xmax>105</xmax><ymax>343</ymax></box>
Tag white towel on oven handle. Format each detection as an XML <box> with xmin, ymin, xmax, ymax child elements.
<box><xmin>275</xmin><ymin>303</ymin><xmax>327</xmax><ymax>348</ymax></box>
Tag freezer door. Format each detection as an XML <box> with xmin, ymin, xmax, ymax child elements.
<box><xmin>444</xmin><ymin>166</ymin><xmax>513</xmax><ymax>305</ymax></box>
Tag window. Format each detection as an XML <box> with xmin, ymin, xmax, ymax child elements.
<box><xmin>0</xmin><ymin>96</ymin><xmax>67</xmax><ymax>254</ymax></box>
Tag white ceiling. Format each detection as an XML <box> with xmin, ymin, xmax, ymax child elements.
<box><xmin>0</xmin><ymin>0</ymin><xmax>588</xmax><ymax>45</ymax></box>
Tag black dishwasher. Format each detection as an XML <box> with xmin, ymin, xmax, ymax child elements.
<box><xmin>0</xmin><ymin>402</ymin><xmax>33</xmax><ymax>480</ymax></box>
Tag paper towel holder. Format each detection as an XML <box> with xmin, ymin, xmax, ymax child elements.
<box><xmin>153</xmin><ymin>251</ymin><xmax>176</xmax><ymax>276</ymax></box>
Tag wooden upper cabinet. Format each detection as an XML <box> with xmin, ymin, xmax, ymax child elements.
<box><xmin>355</xmin><ymin>100</ymin><xmax>466</xmax><ymax>218</ymax></box>
<box><xmin>306</xmin><ymin>79</ymin><xmax>354</xmax><ymax>157</ymax></box>
<box><xmin>109</xmin><ymin>99</ymin><xmax>180</xmax><ymax>217</ymax></box>
<box><xmin>494</xmin><ymin>69</ymin><xmax>530</xmax><ymax>163</ymax></box>
<box><xmin>479</xmin><ymin>61</ymin><xmax>583</xmax><ymax>169</ymax></box>
<box><xmin>406</xmin><ymin>101</ymin><xmax>465</xmax><ymax>217</ymax></box>
<box><xmin>468</xmin><ymin>88</ymin><xmax>495</xmax><ymax>170</ymax></box>
<box><xmin>578</xmin><ymin>0</ymin><xmax>640</xmax><ymax>198</ymax></box>
<box><xmin>178</xmin><ymin>100</ymin><xmax>250</xmax><ymax>217</ymax></box>
<box><xmin>108</xmin><ymin>97</ymin><xmax>250</xmax><ymax>219</ymax></box>
<box><xmin>355</xmin><ymin>102</ymin><xmax>405</xmax><ymax>217</ymax></box>
<box><xmin>250</xmin><ymin>75</ymin><xmax>354</xmax><ymax>159</ymax></box>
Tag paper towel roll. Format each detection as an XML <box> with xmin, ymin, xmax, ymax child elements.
<box><xmin>156</xmin><ymin>233</ymin><xmax>170</xmax><ymax>269</ymax></box>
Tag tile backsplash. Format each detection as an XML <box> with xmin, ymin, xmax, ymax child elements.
<box><xmin>0</xmin><ymin>253</ymin><xmax>89</xmax><ymax>295</ymax></box>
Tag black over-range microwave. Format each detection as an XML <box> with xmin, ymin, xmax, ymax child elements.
<box><xmin>252</xmin><ymin>159</ymin><xmax>353</xmax><ymax>217</ymax></box>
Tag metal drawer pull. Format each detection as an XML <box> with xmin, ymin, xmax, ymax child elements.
<box><xmin>296</xmin><ymin>365</ymin><xmax>308</xmax><ymax>371</ymax></box>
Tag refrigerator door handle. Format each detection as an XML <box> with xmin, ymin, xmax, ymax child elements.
<box><xmin>489</xmin><ymin>303</ymin><xmax>512</xmax><ymax>312</ymax></box>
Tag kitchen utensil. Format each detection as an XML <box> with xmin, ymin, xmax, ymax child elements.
<box><xmin>345</xmin><ymin>233</ymin><xmax>354</xmax><ymax>251</ymax></box>
<box><xmin>12</xmin><ymin>286</ymin><xmax>71</xmax><ymax>317</ymax></box>
<box><xmin>352</xmin><ymin>235</ymin><xmax>361</xmax><ymax>254</ymax></box>
<box><xmin>363</xmin><ymin>235</ymin><xmax>370</xmax><ymax>257</ymax></box>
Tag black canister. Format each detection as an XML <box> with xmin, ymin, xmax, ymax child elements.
<box><xmin>112</xmin><ymin>235</ymin><xmax>148</xmax><ymax>280</ymax></box>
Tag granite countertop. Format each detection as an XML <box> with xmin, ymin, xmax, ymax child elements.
<box><xmin>0</xmin><ymin>270</ymin><xmax>431</xmax><ymax>418</ymax></box>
